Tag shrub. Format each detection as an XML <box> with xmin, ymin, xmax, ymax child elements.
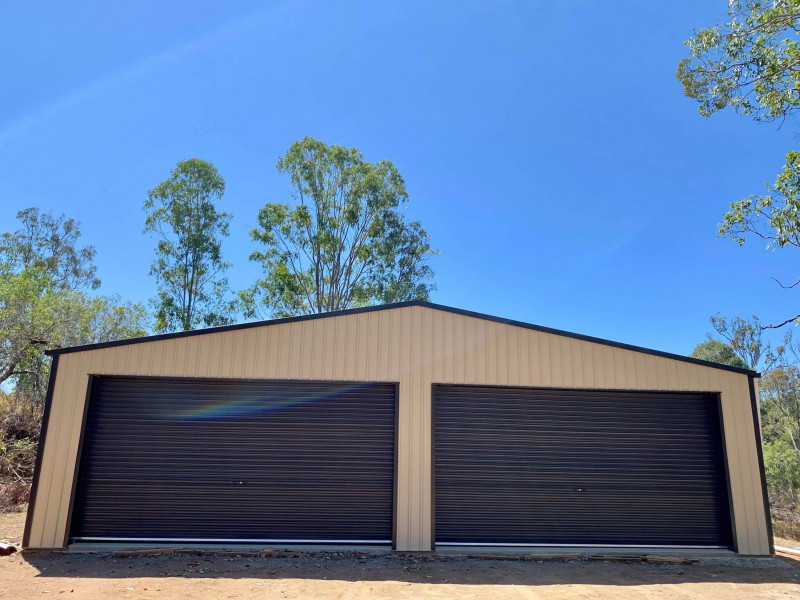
<box><xmin>0</xmin><ymin>392</ymin><xmax>41</xmax><ymax>512</ymax></box>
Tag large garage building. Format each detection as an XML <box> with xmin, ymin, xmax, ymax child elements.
<box><xmin>23</xmin><ymin>301</ymin><xmax>772</xmax><ymax>555</ymax></box>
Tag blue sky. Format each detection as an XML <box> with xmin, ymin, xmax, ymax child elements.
<box><xmin>1</xmin><ymin>1</ymin><xmax>797</xmax><ymax>357</ymax></box>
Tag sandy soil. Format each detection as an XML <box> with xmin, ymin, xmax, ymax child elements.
<box><xmin>2</xmin><ymin>512</ymin><xmax>800</xmax><ymax>599</ymax></box>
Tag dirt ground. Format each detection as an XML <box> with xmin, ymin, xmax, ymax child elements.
<box><xmin>0</xmin><ymin>510</ymin><xmax>24</xmax><ymax>546</ymax></box>
<box><xmin>776</xmin><ymin>536</ymin><xmax>800</xmax><ymax>550</ymax></box>
<box><xmin>2</xmin><ymin>512</ymin><xmax>800</xmax><ymax>600</ymax></box>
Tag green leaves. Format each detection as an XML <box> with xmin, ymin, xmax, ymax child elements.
<box><xmin>760</xmin><ymin>366</ymin><xmax>800</xmax><ymax>509</ymax></box>
<box><xmin>689</xmin><ymin>339</ymin><xmax>748</xmax><ymax>368</ymax></box>
<box><xmin>678</xmin><ymin>1</ymin><xmax>800</xmax><ymax>121</ymax></box>
<box><xmin>1</xmin><ymin>211</ymin><xmax>149</xmax><ymax>405</ymax></box>
<box><xmin>0</xmin><ymin>207</ymin><xmax>100</xmax><ymax>290</ymax></box>
<box><xmin>144</xmin><ymin>158</ymin><xmax>234</xmax><ymax>332</ymax></box>
<box><xmin>764</xmin><ymin>437</ymin><xmax>800</xmax><ymax>509</ymax></box>
<box><xmin>720</xmin><ymin>151</ymin><xmax>800</xmax><ymax>264</ymax></box>
<box><xmin>680</xmin><ymin>3</ymin><xmax>800</xmax><ymax>329</ymax></box>
<box><xmin>243</xmin><ymin>137</ymin><xmax>437</xmax><ymax>318</ymax></box>
<box><xmin>0</xmin><ymin>275</ymin><xmax>149</xmax><ymax>406</ymax></box>
<box><xmin>706</xmin><ymin>313</ymin><xmax>787</xmax><ymax>369</ymax></box>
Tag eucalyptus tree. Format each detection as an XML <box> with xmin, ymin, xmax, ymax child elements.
<box><xmin>242</xmin><ymin>137</ymin><xmax>437</xmax><ymax>318</ymax></box>
<box><xmin>145</xmin><ymin>158</ymin><xmax>234</xmax><ymax>332</ymax></box>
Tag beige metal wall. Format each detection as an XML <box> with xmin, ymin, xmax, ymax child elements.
<box><xmin>26</xmin><ymin>305</ymin><xmax>770</xmax><ymax>554</ymax></box>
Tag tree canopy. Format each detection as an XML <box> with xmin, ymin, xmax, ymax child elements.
<box><xmin>1</xmin><ymin>207</ymin><xmax>100</xmax><ymax>290</ymax></box>
<box><xmin>242</xmin><ymin>137</ymin><xmax>437</xmax><ymax>318</ymax></box>
<box><xmin>1</xmin><ymin>209</ymin><xmax>148</xmax><ymax>405</ymax></box>
<box><xmin>708</xmin><ymin>313</ymin><xmax>784</xmax><ymax>369</ymax></box>
<box><xmin>677</xmin><ymin>1</ymin><xmax>800</xmax><ymax>122</ymax></box>
<box><xmin>689</xmin><ymin>339</ymin><xmax>748</xmax><ymax>368</ymax></box>
<box><xmin>145</xmin><ymin>158</ymin><xmax>234</xmax><ymax>332</ymax></box>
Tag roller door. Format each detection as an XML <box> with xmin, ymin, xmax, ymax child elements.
<box><xmin>433</xmin><ymin>385</ymin><xmax>732</xmax><ymax>548</ymax></box>
<box><xmin>69</xmin><ymin>376</ymin><xmax>396</xmax><ymax>544</ymax></box>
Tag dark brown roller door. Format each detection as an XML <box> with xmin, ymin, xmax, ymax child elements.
<box><xmin>434</xmin><ymin>385</ymin><xmax>733</xmax><ymax>548</ymax></box>
<box><xmin>70</xmin><ymin>376</ymin><xmax>396</xmax><ymax>544</ymax></box>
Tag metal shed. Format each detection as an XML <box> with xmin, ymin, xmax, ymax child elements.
<box><xmin>23</xmin><ymin>301</ymin><xmax>771</xmax><ymax>555</ymax></box>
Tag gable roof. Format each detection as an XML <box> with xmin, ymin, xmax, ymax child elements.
<box><xmin>44</xmin><ymin>300</ymin><xmax>759</xmax><ymax>377</ymax></box>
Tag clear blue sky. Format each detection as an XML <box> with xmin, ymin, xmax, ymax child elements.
<box><xmin>1</xmin><ymin>1</ymin><xmax>797</xmax><ymax>357</ymax></box>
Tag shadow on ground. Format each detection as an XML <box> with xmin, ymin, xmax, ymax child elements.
<box><xmin>14</xmin><ymin>551</ymin><xmax>800</xmax><ymax>587</ymax></box>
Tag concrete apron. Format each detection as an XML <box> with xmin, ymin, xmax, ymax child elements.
<box><xmin>24</xmin><ymin>543</ymin><xmax>789</xmax><ymax>568</ymax></box>
<box><xmin>55</xmin><ymin>543</ymin><xmax>751</xmax><ymax>559</ymax></box>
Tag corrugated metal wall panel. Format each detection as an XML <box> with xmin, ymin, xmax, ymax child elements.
<box><xmin>26</xmin><ymin>305</ymin><xmax>768</xmax><ymax>554</ymax></box>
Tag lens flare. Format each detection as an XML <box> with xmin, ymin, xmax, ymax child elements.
<box><xmin>162</xmin><ymin>382</ymin><xmax>375</xmax><ymax>421</ymax></box>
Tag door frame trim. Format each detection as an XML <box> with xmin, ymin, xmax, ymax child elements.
<box><xmin>63</xmin><ymin>374</ymin><xmax>95</xmax><ymax>547</ymax></box>
<box><xmin>715</xmin><ymin>392</ymin><xmax>738</xmax><ymax>552</ymax></box>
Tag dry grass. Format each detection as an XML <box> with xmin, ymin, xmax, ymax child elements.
<box><xmin>0</xmin><ymin>483</ymin><xmax>28</xmax><ymax>514</ymax></box>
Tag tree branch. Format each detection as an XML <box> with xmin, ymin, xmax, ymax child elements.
<box><xmin>771</xmin><ymin>276</ymin><xmax>800</xmax><ymax>289</ymax></box>
<box><xmin>763</xmin><ymin>314</ymin><xmax>800</xmax><ymax>330</ymax></box>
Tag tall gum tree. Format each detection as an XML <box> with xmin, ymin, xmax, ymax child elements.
<box><xmin>144</xmin><ymin>158</ymin><xmax>234</xmax><ymax>332</ymax></box>
<box><xmin>242</xmin><ymin>137</ymin><xmax>437</xmax><ymax>318</ymax></box>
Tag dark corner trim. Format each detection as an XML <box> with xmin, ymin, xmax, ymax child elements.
<box><xmin>44</xmin><ymin>300</ymin><xmax>759</xmax><ymax>377</ymax></box>
<box><xmin>22</xmin><ymin>354</ymin><xmax>60</xmax><ymax>548</ymax></box>
<box><xmin>748</xmin><ymin>375</ymin><xmax>775</xmax><ymax>555</ymax></box>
